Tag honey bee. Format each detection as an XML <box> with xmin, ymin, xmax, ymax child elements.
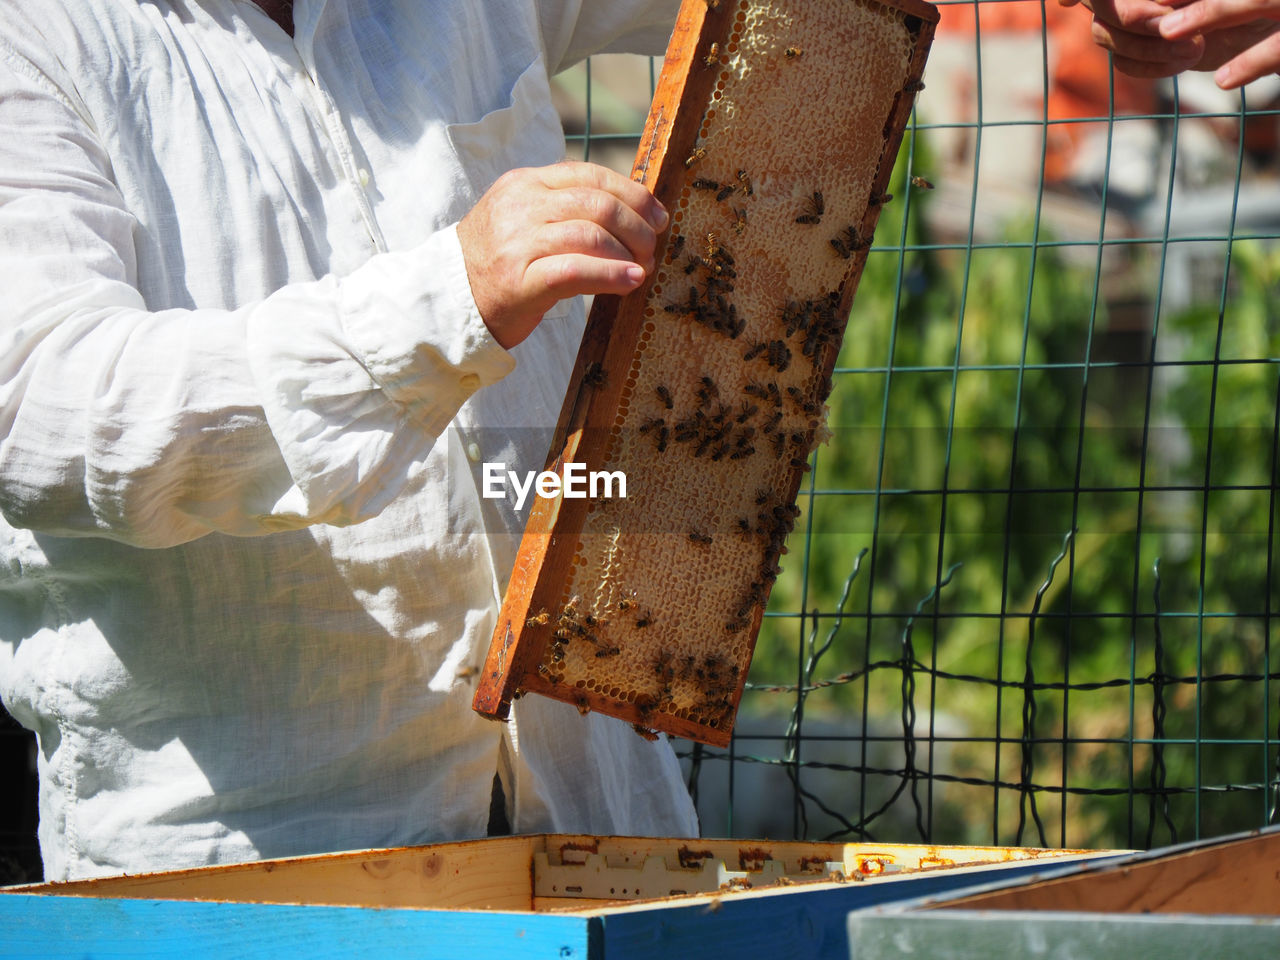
<box><xmin>910</xmin><ymin>175</ymin><xmax>935</xmax><ymax>190</ymax></box>
<box><xmin>703</xmin><ymin>0</ymin><xmax>720</xmax><ymax>8</ymax></box>
<box><xmin>526</xmin><ymin>609</ymin><xmax>551</xmax><ymax>627</ymax></box>
<box><xmin>830</xmin><ymin>226</ymin><xmax>870</xmax><ymax>260</ymax></box>
<box><xmin>692</xmin><ymin>177</ymin><xmax>720</xmax><ymax>191</ymax></box>
<box><xmin>689</xmin><ymin>529</ymin><xmax>713</xmax><ymax>545</ymax></box>
<box><xmin>632</xmin><ymin>725</ymin><xmax>660</xmax><ymax>741</ymax></box>
<box><xmin>668</xmin><ymin>232</ymin><xmax>686</xmax><ymax>260</ymax></box>
<box><xmin>635</xmin><ymin>611</ymin><xmax>654</xmax><ymax>629</ymax></box>
<box><xmin>795</xmin><ymin>190</ymin><xmax>825</xmax><ymax>225</ymax></box>
<box><xmin>904</xmin><ymin>78</ymin><xmax>926</xmax><ymax>93</ymax></box>
<box><xmin>685</xmin><ymin>147</ymin><xmax>707</xmax><ymax>168</ymax></box>
<box><xmin>595</xmin><ymin>646</ymin><xmax>621</xmax><ymax>659</ymax></box>
<box><xmin>655</xmin><ymin>384</ymin><xmax>674</xmax><ymax>409</ymax></box>
<box><xmin>743</xmin><ymin>341</ymin><xmax>766</xmax><ymax>362</ymax></box>
<box><xmin>704</xmin><ymin>232</ymin><xmax>720</xmax><ymax>257</ymax></box>
<box><xmin>784</xmin><ymin>45</ymin><xmax>803</xmax><ymax>59</ymax></box>
<box><xmin>455</xmin><ymin>665</ymin><xmax>479</xmax><ymax>681</ymax></box>
<box><xmin>731</xmin><ymin>207</ymin><xmax>747</xmax><ymax>234</ymax></box>
<box><xmin>736</xmin><ymin>400</ymin><xmax>759</xmax><ymax>423</ymax></box>
<box><xmin>582</xmin><ymin>361</ymin><xmax>606</xmax><ymax>388</ymax></box>
<box><xmin>766</xmin><ymin>340</ymin><xmax>792</xmax><ymax>372</ymax></box>
<box><xmin>715</xmin><ymin>183</ymin><xmax>735</xmax><ymax>202</ymax></box>
<box><xmin>703</xmin><ymin>42</ymin><xmax>721</xmax><ymax>67</ymax></box>
<box><xmin>735</xmin><ymin>169</ymin><xmax>753</xmax><ymax>196</ymax></box>
<box><xmin>618</xmin><ymin>592</ymin><xmax>637</xmax><ymax>612</ymax></box>
<box><xmin>697</xmin><ymin>375</ymin><xmax>719</xmax><ymax>405</ymax></box>
<box><xmin>869</xmin><ymin>190</ymin><xmax>893</xmax><ymax>206</ymax></box>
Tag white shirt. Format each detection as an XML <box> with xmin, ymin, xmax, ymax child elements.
<box><xmin>0</xmin><ymin>0</ymin><xmax>695</xmax><ymax>882</ymax></box>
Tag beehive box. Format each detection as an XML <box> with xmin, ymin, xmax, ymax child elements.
<box><xmin>846</xmin><ymin>827</ymin><xmax>1280</xmax><ymax>958</ymax></box>
<box><xmin>473</xmin><ymin>0</ymin><xmax>939</xmax><ymax>746</ymax></box>
<box><xmin>0</xmin><ymin>835</ymin><xmax>1110</xmax><ymax>959</ymax></box>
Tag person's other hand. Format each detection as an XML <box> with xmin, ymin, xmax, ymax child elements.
<box><xmin>1058</xmin><ymin>0</ymin><xmax>1208</xmax><ymax>77</ymax></box>
<box><xmin>457</xmin><ymin>160</ymin><xmax>668</xmax><ymax>350</ymax></box>
<box><xmin>1155</xmin><ymin>0</ymin><xmax>1280</xmax><ymax>88</ymax></box>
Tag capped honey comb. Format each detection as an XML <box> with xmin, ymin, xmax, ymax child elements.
<box><xmin>473</xmin><ymin>0</ymin><xmax>938</xmax><ymax>747</ymax></box>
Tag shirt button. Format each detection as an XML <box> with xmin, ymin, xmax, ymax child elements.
<box><xmin>460</xmin><ymin>373</ymin><xmax>481</xmax><ymax>391</ymax></box>
<box><xmin>358</xmin><ymin>168</ymin><xmax>371</xmax><ymax>188</ymax></box>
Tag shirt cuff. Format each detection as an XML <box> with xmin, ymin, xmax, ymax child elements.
<box><xmin>340</xmin><ymin>223</ymin><xmax>515</xmax><ymax>431</ymax></box>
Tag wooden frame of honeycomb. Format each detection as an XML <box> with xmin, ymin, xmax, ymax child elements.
<box><xmin>473</xmin><ymin>0</ymin><xmax>938</xmax><ymax>747</ymax></box>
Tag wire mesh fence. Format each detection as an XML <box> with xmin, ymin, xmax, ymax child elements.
<box><xmin>557</xmin><ymin>1</ymin><xmax>1280</xmax><ymax>853</ymax></box>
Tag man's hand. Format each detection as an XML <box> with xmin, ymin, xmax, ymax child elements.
<box><xmin>1059</xmin><ymin>0</ymin><xmax>1206</xmax><ymax>77</ymax></box>
<box><xmin>457</xmin><ymin>160</ymin><xmax>668</xmax><ymax>350</ymax></box>
<box><xmin>1060</xmin><ymin>0</ymin><xmax>1280</xmax><ymax>86</ymax></box>
<box><xmin>1155</xmin><ymin>0</ymin><xmax>1280</xmax><ymax>88</ymax></box>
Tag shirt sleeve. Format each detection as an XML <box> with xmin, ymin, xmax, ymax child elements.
<box><xmin>0</xmin><ymin>44</ymin><xmax>514</xmax><ymax>548</ymax></box>
<box><xmin>536</xmin><ymin>0</ymin><xmax>681</xmax><ymax>75</ymax></box>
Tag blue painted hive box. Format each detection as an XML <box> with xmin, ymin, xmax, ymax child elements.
<box><xmin>1</xmin><ymin>834</ymin><xmax>1112</xmax><ymax>959</ymax></box>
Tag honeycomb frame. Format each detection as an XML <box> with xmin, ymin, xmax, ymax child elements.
<box><xmin>474</xmin><ymin>0</ymin><xmax>939</xmax><ymax>747</ymax></box>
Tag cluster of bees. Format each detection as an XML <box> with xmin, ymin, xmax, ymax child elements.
<box><xmin>528</xmin><ymin>596</ymin><xmax>616</xmax><ymax>679</ymax></box>
<box><xmin>640</xmin><ymin>362</ymin><xmax>828</xmax><ymax>477</ymax></box>
<box><xmin>646</xmin><ymin>647</ymin><xmax>742</xmax><ymax>728</ymax></box>
<box><xmin>780</xmin><ymin>291</ymin><xmax>845</xmax><ymax>362</ymax></box>
<box><xmin>640</xmin><ymin>374</ymin><xmax>765</xmax><ymax>464</ymax></box>
<box><xmin>724</xmin><ymin>488</ymin><xmax>800</xmax><ymax>633</ymax></box>
<box><xmin>529</xmin><ymin>591</ymin><xmax>655</xmax><ymax>685</ymax></box>
<box><xmin>664</xmin><ymin>229</ymin><xmax>745</xmax><ymax>341</ymax></box>
<box><xmin>792</xmin><ymin>186</ymin><xmax>879</xmax><ymax>263</ymax></box>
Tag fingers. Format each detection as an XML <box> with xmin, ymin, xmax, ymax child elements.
<box><xmin>1079</xmin><ymin>0</ymin><xmax>1210</xmax><ymax>73</ymax></box>
<box><xmin>1093</xmin><ymin>18</ymin><xmax>1207</xmax><ymax>73</ymax></box>
<box><xmin>1088</xmin><ymin>0</ymin><xmax>1174</xmax><ymax>32</ymax></box>
<box><xmin>539</xmin><ymin>160</ymin><xmax>669</xmax><ymax>234</ymax></box>
<box><xmin>457</xmin><ymin>160</ymin><xmax>669</xmax><ymax>349</ymax></box>
<box><xmin>1213</xmin><ymin>24</ymin><xmax>1280</xmax><ymax>85</ymax></box>
<box><xmin>528</xmin><ymin>253</ymin><xmax>649</xmax><ymax>303</ymax></box>
<box><xmin>544</xmin><ymin>182</ymin><xmax>661</xmax><ymax>272</ymax></box>
<box><xmin>1158</xmin><ymin>0</ymin><xmax>1279</xmax><ymax>37</ymax></box>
